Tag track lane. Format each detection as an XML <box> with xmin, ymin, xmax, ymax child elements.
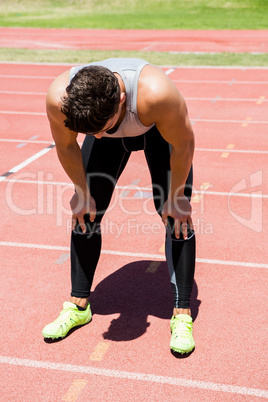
<box><xmin>0</xmin><ymin>61</ymin><xmax>267</xmax><ymax>401</ymax></box>
<box><xmin>1</xmin><ymin>27</ymin><xmax>267</xmax><ymax>53</ymax></box>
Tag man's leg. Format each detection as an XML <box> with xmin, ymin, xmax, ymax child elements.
<box><xmin>70</xmin><ymin>135</ymin><xmax>130</xmax><ymax>304</ymax></box>
<box><xmin>165</xmin><ymin>167</ymin><xmax>195</xmax><ymax>316</ymax></box>
<box><xmin>144</xmin><ymin>126</ymin><xmax>196</xmax><ymax>353</ymax></box>
<box><xmin>42</xmin><ymin>136</ymin><xmax>130</xmax><ymax>339</ymax></box>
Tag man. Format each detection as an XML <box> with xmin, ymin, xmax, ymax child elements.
<box><xmin>42</xmin><ymin>58</ymin><xmax>196</xmax><ymax>354</ymax></box>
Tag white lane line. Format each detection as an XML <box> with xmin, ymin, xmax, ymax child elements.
<box><xmin>0</xmin><ymin>139</ymin><xmax>52</xmax><ymax>144</ymax></box>
<box><xmin>1</xmin><ymin>76</ymin><xmax>268</xmax><ymax>84</ymax></box>
<box><xmin>2</xmin><ymin>179</ymin><xmax>268</xmax><ymax>199</ymax></box>
<box><xmin>169</xmin><ymin>66</ymin><xmax>268</xmax><ymax>70</ymax></box>
<box><xmin>0</xmin><ymin>356</ymin><xmax>267</xmax><ymax>398</ymax></box>
<box><xmin>169</xmin><ymin>50</ymin><xmax>267</xmax><ymax>55</ymax></box>
<box><xmin>0</xmin><ymin>178</ymin><xmax>72</xmax><ymax>186</ymax></box>
<box><xmin>195</xmin><ymin>148</ymin><xmax>268</xmax><ymax>154</ymax></box>
<box><xmin>0</xmin><ymin>90</ymin><xmax>46</xmax><ymax>95</ymax></box>
<box><xmin>1</xmin><ymin>139</ymin><xmax>268</xmax><ymax>156</ymax></box>
<box><xmin>0</xmin><ymin>61</ymin><xmax>74</xmax><ymax>66</ymax></box>
<box><xmin>191</xmin><ymin>118</ymin><xmax>268</xmax><ymax>124</ymax></box>
<box><xmin>165</xmin><ymin>68</ymin><xmax>175</xmax><ymax>75</ymax></box>
<box><xmin>2</xmin><ymin>91</ymin><xmax>267</xmax><ymax>103</ymax></box>
<box><xmin>0</xmin><ymin>89</ymin><xmax>268</xmax><ymax>103</ymax></box>
<box><xmin>5</xmin><ymin>145</ymin><xmax>54</xmax><ymax>173</ymax></box>
<box><xmin>0</xmin><ymin>74</ymin><xmax>55</xmax><ymax>79</ymax></box>
<box><xmin>1</xmin><ymin>110</ymin><xmax>268</xmax><ymax>124</ymax></box>
<box><xmin>173</xmin><ymin>79</ymin><xmax>268</xmax><ymax>85</ymax></box>
<box><xmin>2</xmin><ymin>62</ymin><xmax>268</xmax><ymax>70</ymax></box>
<box><xmin>1</xmin><ymin>111</ymin><xmax>268</xmax><ymax>124</ymax></box>
<box><xmin>195</xmin><ymin>258</ymin><xmax>268</xmax><ymax>269</ymax></box>
<box><xmin>0</xmin><ymin>110</ymin><xmax>46</xmax><ymax>115</ymax></box>
<box><xmin>0</xmin><ymin>241</ymin><xmax>267</xmax><ymax>269</ymax></box>
<box><xmin>0</xmin><ymin>241</ymin><xmax>69</xmax><ymax>251</ymax></box>
<box><xmin>186</xmin><ymin>97</ymin><xmax>268</xmax><ymax>102</ymax></box>
<box><xmin>0</xmin><ymin>144</ymin><xmax>55</xmax><ymax>182</ymax></box>
<box><xmin>195</xmin><ymin>190</ymin><xmax>267</xmax><ymax>199</ymax></box>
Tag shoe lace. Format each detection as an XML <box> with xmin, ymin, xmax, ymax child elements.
<box><xmin>55</xmin><ymin>307</ymin><xmax>79</xmax><ymax>325</ymax></box>
<box><xmin>173</xmin><ymin>319</ymin><xmax>192</xmax><ymax>339</ymax></box>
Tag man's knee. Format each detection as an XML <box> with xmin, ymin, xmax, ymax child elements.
<box><xmin>73</xmin><ymin>214</ymin><xmax>101</xmax><ymax>237</ymax></box>
<box><xmin>167</xmin><ymin>217</ymin><xmax>194</xmax><ymax>241</ymax></box>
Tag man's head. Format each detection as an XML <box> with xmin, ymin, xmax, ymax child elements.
<box><xmin>61</xmin><ymin>65</ymin><xmax>122</xmax><ymax>134</ymax></box>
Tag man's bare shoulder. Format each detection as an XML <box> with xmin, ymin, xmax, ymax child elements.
<box><xmin>46</xmin><ymin>69</ymin><xmax>71</xmax><ymax>114</ymax></box>
<box><xmin>46</xmin><ymin>69</ymin><xmax>78</xmax><ymax>144</ymax></box>
<box><xmin>139</xmin><ymin>64</ymin><xmax>171</xmax><ymax>93</ymax></box>
<box><xmin>138</xmin><ymin>64</ymin><xmax>183</xmax><ymax>125</ymax></box>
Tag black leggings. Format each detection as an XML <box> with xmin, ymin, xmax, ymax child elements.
<box><xmin>71</xmin><ymin>126</ymin><xmax>195</xmax><ymax>309</ymax></box>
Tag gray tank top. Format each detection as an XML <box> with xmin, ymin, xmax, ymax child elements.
<box><xmin>69</xmin><ymin>58</ymin><xmax>154</xmax><ymax>138</ymax></box>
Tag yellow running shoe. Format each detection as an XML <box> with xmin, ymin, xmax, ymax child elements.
<box><xmin>42</xmin><ymin>302</ymin><xmax>92</xmax><ymax>339</ymax></box>
<box><xmin>170</xmin><ymin>314</ymin><xmax>195</xmax><ymax>354</ymax></box>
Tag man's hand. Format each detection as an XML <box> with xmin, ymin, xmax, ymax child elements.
<box><xmin>161</xmin><ymin>194</ymin><xmax>193</xmax><ymax>240</ymax></box>
<box><xmin>70</xmin><ymin>191</ymin><xmax>96</xmax><ymax>233</ymax></box>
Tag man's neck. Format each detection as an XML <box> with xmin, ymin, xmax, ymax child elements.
<box><xmin>105</xmin><ymin>72</ymin><xmax>127</xmax><ymax>134</ymax></box>
<box><xmin>106</xmin><ymin>102</ymin><xmax>126</xmax><ymax>134</ymax></box>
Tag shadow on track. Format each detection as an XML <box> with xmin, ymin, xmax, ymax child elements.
<box><xmin>90</xmin><ymin>260</ymin><xmax>201</xmax><ymax>342</ymax></box>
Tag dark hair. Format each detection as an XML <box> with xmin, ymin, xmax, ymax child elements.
<box><xmin>61</xmin><ymin>65</ymin><xmax>121</xmax><ymax>134</ymax></box>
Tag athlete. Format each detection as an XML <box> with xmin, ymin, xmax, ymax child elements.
<box><xmin>42</xmin><ymin>58</ymin><xmax>196</xmax><ymax>354</ymax></box>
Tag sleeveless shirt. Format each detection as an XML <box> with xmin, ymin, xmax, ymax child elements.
<box><xmin>69</xmin><ymin>58</ymin><xmax>154</xmax><ymax>138</ymax></box>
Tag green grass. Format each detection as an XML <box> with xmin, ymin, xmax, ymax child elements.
<box><xmin>1</xmin><ymin>0</ymin><xmax>268</xmax><ymax>29</ymax></box>
<box><xmin>1</xmin><ymin>48</ymin><xmax>268</xmax><ymax>67</ymax></box>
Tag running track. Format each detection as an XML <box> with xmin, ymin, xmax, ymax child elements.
<box><xmin>1</xmin><ymin>27</ymin><xmax>268</xmax><ymax>53</ymax></box>
<box><xmin>0</xmin><ymin>30</ymin><xmax>268</xmax><ymax>401</ymax></box>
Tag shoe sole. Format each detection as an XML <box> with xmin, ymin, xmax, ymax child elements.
<box><xmin>170</xmin><ymin>345</ymin><xmax>195</xmax><ymax>354</ymax></box>
<box><xmin>43</xmin><ymin>317</ymin><xmax>92</xmax><ymax>339</ymax></box>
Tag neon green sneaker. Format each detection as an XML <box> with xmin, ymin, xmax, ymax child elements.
<box><xmin>170</xmin><ymin>314</ymin><xmax>195</xmax><ymax>354</ymax></box>
<box><xmin>42</xmin><ymin>302</ymin><xmax>92</xmax><ymax>339</ymax></box>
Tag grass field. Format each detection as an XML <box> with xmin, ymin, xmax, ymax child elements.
<box><xmin>0</xmin><ymin>0</ymin><xmax>267</xmax><ymax>65</ymax></box>
<box><xmin>1</xmin><ymin>0</ymin><xmax>267</xmax><ymax>29</ymax></box>
<box><xmin>1</xmin><ymin>48</ymin><xmax>268</xmax><ymax>67</ymax></box>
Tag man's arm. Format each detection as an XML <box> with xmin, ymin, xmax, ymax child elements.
<box><xmin>139</xmin><ymin>66</ymin><xmax>195</xmax><ymax>239</ymax></box>
<box><xmin>46</xmin><ymin>72</ymin><xmax>96</xmax><ymax>231</ymax></box>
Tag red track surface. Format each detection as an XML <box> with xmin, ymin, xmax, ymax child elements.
<box><xmin>0</xmin><ymin>29</ymin><xmax>268</xmax><ymax>401</ymax></box>
<box><xmin>1</xmin><ymin>27</ymin><xmax>268</xmax><ymax>53</ymax></box>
